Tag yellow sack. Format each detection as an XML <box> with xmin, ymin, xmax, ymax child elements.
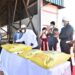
<box><xmin>2</xmin><ymin>44</ymin><xmax>32</xmax><ymax>53</ymax></box>
<box><xmin>2</xmin><ymin>44</ymin><xmax>16</xmax><ymax>51</ymax></box>
<box><xmin>19</xmin><ymin>50</ymin><xmax>51</xmax><ymax>69</ymax></box>
<box><xmin>44</xmin><ymin>51</ymin><xmax>71</xmax><ymax>68</ymax></box>
<box><xmin>9</xmin><ymin>44</ymin><xmax>32</xmax><ymax>53</ymax></box>
<box><xmin>19</xmin><ymin>50</ymin><xmax>70</xmax><ymax>69</ymax></box>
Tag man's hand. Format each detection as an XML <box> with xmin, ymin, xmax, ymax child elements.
<box><xmin>66</xmin><ymin>41</ymin><xmax>73</xmax><ymax>47</ymax></box>
<box><xmin>66</xmin><ymin>41</ymin><xmax>71</xmax><ymax>43</ymax></box>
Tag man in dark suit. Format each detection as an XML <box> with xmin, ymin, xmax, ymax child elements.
<box><xmin>59</xmin><ymin>18</ymin><xmax>73</xmax><ymax>54</ymax></box>
<box><xmin>59</xmin><ymin>17</ymin><xmax>74</xmax><ymax>72</ymax></box>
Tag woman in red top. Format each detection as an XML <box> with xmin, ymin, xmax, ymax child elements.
<box><xmin>40</xmin><ymin>27</ymin><xmax>49</xmax><ymax>51</ymax></box>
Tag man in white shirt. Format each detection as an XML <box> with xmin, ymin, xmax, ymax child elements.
<box><xmin>16</xmin><ymin>27</ymin><xmax>38</xmax><ymax>49</ymax></box>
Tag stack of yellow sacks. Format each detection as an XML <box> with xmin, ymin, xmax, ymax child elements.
<box><xmin>19</xmin><ymin>50</ymin><xmax>51</xmax><ymax>68</ymax></box>
<box><xmin>2</xmin><ymin>44</ymin><xmax>71</xmax><ymax>69</ymax></box>
<box><xmin>19</xmin><ymin>50</ymin><xmax>71</xmax><ymax>69</ymax></box>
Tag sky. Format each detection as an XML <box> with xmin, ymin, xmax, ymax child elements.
<box><xmin>59</xmin><ymin>0</ymin><xmax>75</xmax><ymax>29</ymax></box>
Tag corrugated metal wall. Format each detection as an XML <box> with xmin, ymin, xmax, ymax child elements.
<box><xmin>46</xmin><ymin>0</ymin><xmax>64</xmax><ymax>6</ymax></box>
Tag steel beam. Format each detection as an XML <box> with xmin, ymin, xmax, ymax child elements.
<box><xmin>12</xmin><ymin>0</ymin><xmax>18</xmax><ymax>23</ymax></box>
<box><xmin>27</xmin><ymin>1</ymin><xmax>37</xmax><ymax>9</ymax></box>
<box><xmin>10</xmin><ymin>25</ymin><xmax>18</xmax><ymax>30</ymax></box>
<box><xmin>27</xmin><ymin>0</ymin><xmax>30</xmax><ymax>6</ymax></box>
<box><xmin>22</xmin><ymin>0</ymin><xmax>37</xmax><ymax>35</ymax></box>
<box><xmin>7</xmin><ymin>1</ymin><xmax>12</xmax><ymax>42</ymax></box>
<box><xmin>0</xmin><ymin>28</ymin><xmax>7</xmax><ymax>33</ymax></box>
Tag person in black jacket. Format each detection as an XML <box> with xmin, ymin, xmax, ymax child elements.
<box><xmin>59</xmin><ymin>18</ymin><xmax>73</xmax><ymax>54</ymax></box>
<box><xmin>59</xmin><ymin>17</ymin><xmax>73</xmax><ymax>72</ymax></box>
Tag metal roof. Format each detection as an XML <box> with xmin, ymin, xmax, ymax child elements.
<box><xmin>0</xmin><ymin>0</ymin><xmax>37</xmax><ymax>26</ymax></box>
<box><xmin>44</xmin><ymin>0</ymin><xmax>64</xmax><ymax>9</ymax></box>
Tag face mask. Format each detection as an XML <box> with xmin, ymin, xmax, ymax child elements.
<box><xmin>50</xmin><ymin>25</ymin><xmax>54</xmax><ymax>28</ymax></box>
<box><xmin>42</xmin><ymin>30</ymin><xmax>46</xmax><ymax>33</ymax></box>
<box><xmin>46</xmin><ymin>31</ymin><xmax>48</xmax><ymax>34</ymax></box>
<box><xmin>17</xmin><ymin>30</ymin><xmax>19</xmax><ymax>32</ymax></box>
<box><xmin>22</xmin><ymin>30</ymin><xmax>24</xmax><ymax>32</ymax></box>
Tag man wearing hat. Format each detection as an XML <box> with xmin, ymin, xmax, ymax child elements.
<box><xmin>59</xmin><ymin>17</ymin><xmax>74</xmax><ymax>71</ymax></box>
<box><xmin>16</xmin><ymin>24</ymin><xmax>38</xmax><ymax>49</ymax></box>
<box><xmin>59</xmin><ymin>17</ymin><xmax>73</xmax><ymax>54</ymax></box>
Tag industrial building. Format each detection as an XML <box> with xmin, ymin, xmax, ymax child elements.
<box><xmin>0</xmin><ymin>0</ymin><xmax>64</xmax><ymax>43</ymax></box>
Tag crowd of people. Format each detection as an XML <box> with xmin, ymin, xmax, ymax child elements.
<box><xmin>40</xmin><ymin>21</ymin><xmax>59</xmax><ymax>51</ymax></box>
<box><xmin>13</xmin><ymin>17</ymin><xmax>73</xmax><ymax>54</ymax></box>
<box><xmin>13</xmin><ymin>17</ymin><xmax>74</xmax><ymax>72</ymax></box>
<box><xmin>0</xmin><ymin>16</ymin><xmax>73</xmax><ymax>73</ymax></box>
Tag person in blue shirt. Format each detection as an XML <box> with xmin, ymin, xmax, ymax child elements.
<box><xmin>48</xmin><ymin>21</ymin><xmax>58</xmax><ymax>51</ymax></box>
<box><xmin>13</xmin><ymin>29</ymin><xmax>23</xmax><ymax>42</ymax></box>
<box><xmin>48</xmin><ymin>28</ymin><xmax>58</xmax><ymax>51</ymax></box>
